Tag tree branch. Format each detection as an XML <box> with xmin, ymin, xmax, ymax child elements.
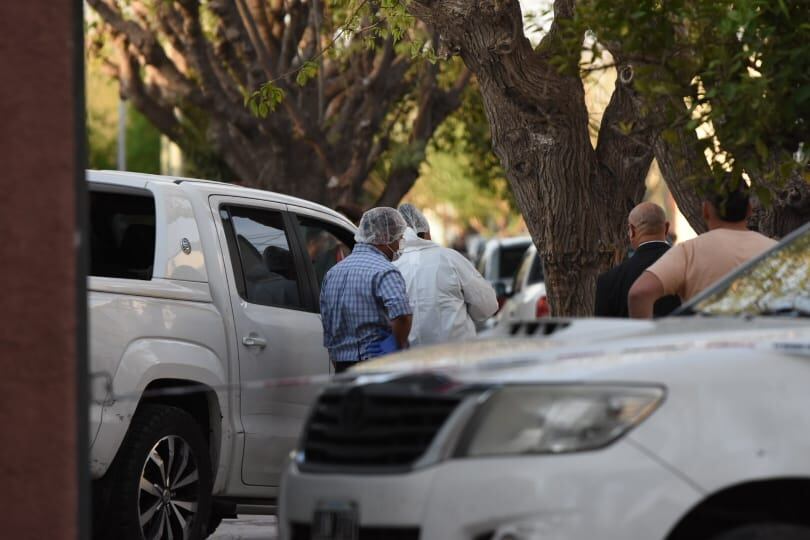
<box><xmin>174</xmin><ymin>0</ymin><xmax>257</xmax><ymax>133</ymax></box>
<box><xmin>114</xmin><ymin>38</ymin><xmax>182</xmax><ymax>143</ymax></box>
<box><xmin>278</xmin><ymin>0</ymin><xmax>309</xmax><ymax>73</ymax></box>
<box><xmin>594</xmin><ymin>65</ymin><xmax>656</xmax><ymax>221</ymax></box>
<box><xmin>88</xmin><ymin>0</ymin><xmax>198</xmax><ymax>101</ymax></box>
<box><xmin>373</xmin><ymin>68</ymin><xmax>473</xmax><ymax>208</ymax></box>
<box><xmin>233</xmin><ymin>0</ymin><xmax>277</xmax><ymax>80</ymax></box>
<box><xmin>652</xmin><ymin>96</ymin><xmax>710</xmax><ymax>234</ymax></box>
<box><xmin>247</xmin><ymin>0</ymin><xmax>281</xmax><ymax>60</ymax></box>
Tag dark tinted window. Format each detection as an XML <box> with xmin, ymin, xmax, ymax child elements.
<box><xmin>499</xmin><ymin>245</ymin><xmax>529</xmax><ymax>279</ymax></box>
<box><xmin>89</xmin><ymin>191</ymin><xmax>156</xmax><ymax>280</ymax></box>
<box><xmin>225</xmin><ymin>206</ymin><xmax>303</xmax><ymax>310</ymax></box>
<box><xmin>295</xmin><ymin>215</ymin><xmax>354</xmax><ymax>289</ymax></box>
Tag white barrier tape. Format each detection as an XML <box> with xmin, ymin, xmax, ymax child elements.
<box><xmin>89</xmin><ymin>335</ymin><xmax>786</xmax><ymax>404</ymax></box>
<box><xmin>89</xmin><ymin>355</ymin><xmax>542</xmax><ymax>404</ymax></box>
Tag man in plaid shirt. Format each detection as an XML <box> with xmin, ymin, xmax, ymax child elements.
<box><xmin>320</xmin><ymin>207</ymin><xmax>413</xmax><ymax>372</ymax></box>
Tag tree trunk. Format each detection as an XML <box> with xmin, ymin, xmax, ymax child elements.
<box><xmin>654</xmin><ymin>117</ymin><xmax>810</xmax><ymax>239</ymax></box>
<box><xmin>653</xmin><ymin>128</ymin><xmax>709</xmax><ymax>235</ymax></box>
<box><xmin>408</xmin><ymin>0</ymin><xmax>653</xmax><ymax>316</ymax></box>
<box><xmin>749</xmin><ymin>167</ymin><xmax>810</xmax><ymax>238</ymax></box>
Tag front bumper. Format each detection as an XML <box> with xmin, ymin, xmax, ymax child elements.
<box><xmin>279</xmin><ymin>439</ymin><xmax>702</xmax><ymax>540</ymax></box>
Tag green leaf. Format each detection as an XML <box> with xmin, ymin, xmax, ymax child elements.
<box><xmin>245</xmin><ymin>82</ymin><xmax>286</xmax><ymax>118</ymax></box>
<box><xmin>754</xmin><ymin>138</ymin><xmax>769</xmax><ymax>160</ymax></box>
<box><xmin>753</xmin><ymin>184</ymin><xmax>773</xmax><ymax>207</ymax></box>
<box><xmin>779</xmin><ymin>160</ymin><xmax>796</xmax><ymax>179</ymax></box>
<box><xmin>295</xmin><ymin>61</ymin><xmax>319</xmax><ymax>87</ymax></box>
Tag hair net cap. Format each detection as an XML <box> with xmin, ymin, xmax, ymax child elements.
<box><xmin>398</xmin><ymin>203</ymin><xmax>430</xmax><ymax>234</ymax></box>
<box><xmin>354</xmin><ymin>207</ymin><xmax>408</xmax><ymax>244</ymax></box>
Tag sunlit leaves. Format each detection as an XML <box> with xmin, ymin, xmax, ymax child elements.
<box><xmin>559</xmin><ymin>0</ymin><xmax>809</xmax><ymax>193</ymax></box>
<box><xmin>246</xmin><ymin>0</ymin><xmax>425</xmax><ymax>117</ymax></box>
<box><xmin>295</xmin><ymin>61</ymin><xmax>319</xmax><ymax>87</ymax></box>
<box><xmin>245</xmin><ymin>83</ymin><xmax>285</xmax><ymax>118</ymax></box>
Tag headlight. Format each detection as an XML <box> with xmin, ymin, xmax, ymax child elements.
<box><xmin>456</xmin><ymin>384</ymin><xmax>664</xmax><ymax>457</ymax></box>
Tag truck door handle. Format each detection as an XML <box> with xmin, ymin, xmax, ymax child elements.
<box><xmin>242</xmin><ymin>335</ymin><xmax>267</xmax><ymax>348</ymax></box>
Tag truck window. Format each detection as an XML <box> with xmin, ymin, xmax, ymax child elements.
<box><xmin>89</xmin><ymin>191</ymin><xmax>156</xmax><ymax>280</ymax></box>
<box><xmin>294</xmin><ymin>215</ymin><xmax>354</xmax><ymax>290</ymax></box>
<box><xmin>499</xmin><ymin>245</ymin><xmax>527</xmax><ymax>280</ymax></box>
<box><xmin>224</xmin><ymin>206</ymin><xmax>304</xmax><ymax>310</ymax></box>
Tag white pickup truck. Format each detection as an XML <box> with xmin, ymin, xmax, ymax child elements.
<box><xmin>87</xmin><ymin>170</ymin><xmax>356</xmax><ymax>539</ymax></box>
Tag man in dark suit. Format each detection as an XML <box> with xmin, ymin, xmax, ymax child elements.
<box><xmin>595</xmin><ymin>202</ymin><xmax>680</xmax><ymax>317</ymax></box>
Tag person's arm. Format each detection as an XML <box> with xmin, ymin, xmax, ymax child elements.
<box><xmin>377</xmin><ymin>268</ymin><xmax>413</xmax><ymax>346</ymax></box>
<box><xmin>451</xmin><ymin>251</ymin><xmax>498</xmax><ymax>320</ymax></box>
<box><xmin>391</xmin><ymin>314</ymin><xmax>413</xmax><ymax>349</ymax></box>
<box><xmin>629</xmin><ymin>243</ymin><xmax>686</xmax><ymax>319</ymax></box>
<box><xmin>628</xmin><ymin>271</ymin><xmax>665</xmax><ymax>319</ymax></box>
<box><xmin>319</xmin><ymin>278</ymin><xmax>333</xmax><ymax>347</ymax></box>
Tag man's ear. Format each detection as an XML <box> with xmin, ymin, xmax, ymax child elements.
<box><xmin>702</xmin><ymin>201</ymin><xmax>712</xmax><ymax>223</ymax></box>
<box><xmin>664</xmin><ymin>221</ymin><xmax>670</xmax><ymax>236</ymax></box>
<box><xmin>745</xmin><ymin>201</ymin><xmax>753</xmax><ymax>218</ymax></box>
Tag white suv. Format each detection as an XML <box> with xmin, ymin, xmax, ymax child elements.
<box><xmin>280</xmin><ymin>223</ymin><xmax>810</xmax><ymax>540</ymax></box>
<box><xmin>87</xmin><ymin>170</ymin><xmax>356</xmax><ymax>539</ymax></box>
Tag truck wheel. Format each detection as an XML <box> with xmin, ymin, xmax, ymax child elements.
<box><xmin>97</xmin><ymin>404</ymin><xmax>213</xmax><ymax>540</ymax></box>
<box><xmin>712</xmin><ymin>523</ymin><xmax>810</xmax><ymax>540</ymax></box>
<box><xmin>206</xmin><ymin>513</ymin><xmax>224</xmax><ymax>537</ymax></box>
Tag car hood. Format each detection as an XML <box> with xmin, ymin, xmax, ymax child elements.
<box><xmin>351</xmin><ymin>316</ymin><xmax>810</xmax><ymax>383</ymax></box>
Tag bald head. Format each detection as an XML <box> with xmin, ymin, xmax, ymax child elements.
<box><xmin>628</xmin><ymin>202</ymin><xmax>669</xmax><ymax>249</ymax></box>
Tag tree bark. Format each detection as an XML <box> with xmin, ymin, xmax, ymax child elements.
<box><xmin>407</xmin><ymin>0</ymin><xmax>653</xmax><ymax>315</ymax></box>
<box><xmin>653</xmin><ymin>128</ymin><xmax>709</xmax><ymax>235</ymax></box>
<box><xmin>749</xmin><ymin>166</ymin><xmax>810</xmax><ymax>238</ymax></box>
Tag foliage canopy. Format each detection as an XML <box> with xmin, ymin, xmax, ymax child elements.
<box><xmin>567</xmin><ymin>0</ymin><xmax>809</xmax><ymax>195</ymax></box>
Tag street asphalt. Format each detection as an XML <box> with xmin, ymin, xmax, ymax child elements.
<box><xmin>210</xmin><ymin>515</ymin><xmax>278</xmax><ymax>539</ymax></box>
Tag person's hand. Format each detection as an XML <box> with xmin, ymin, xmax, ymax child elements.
<box><xmin>365</xmin><ymin>341</ymin><xmax>384</xmax><ymax>356</ymax></box>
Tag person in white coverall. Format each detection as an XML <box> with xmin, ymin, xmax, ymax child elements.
<box><xmin>394</xmin><ymin>204</ymin><xmax>498</xmax><ymax>345</ymax></box>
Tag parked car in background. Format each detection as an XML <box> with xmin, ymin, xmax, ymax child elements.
<box><xmin>475</xmin><ymin>236</ymin><xmax>532</xmax><ymax>308</ymax></box>
<box><xmin>87</xmin><ymin>170</ymin><xmax>356</xmax><ymax>539</ymax></box>
<box><xmin>489</xmin><ymin>244</ymin><xmax>549</xmax><ymax>327</ymax></box>
<box><xmin>280</xmin><ymin>223</ymin><xmax>810</xmax><ymax>540</ymax></box>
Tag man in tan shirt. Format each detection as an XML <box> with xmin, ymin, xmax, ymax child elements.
<box><xmin>628</xmin><ymin>182</ymin><xmax>776</xmax><ymax>318</ymax></box>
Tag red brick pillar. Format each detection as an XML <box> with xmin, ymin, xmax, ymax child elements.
<box><xmin>0</xmin><ymin>1</ymin><xmax>87</xmax><ymax>539</ymax></box>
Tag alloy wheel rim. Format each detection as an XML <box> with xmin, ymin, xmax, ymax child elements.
<box><xmin>138</xmin><ymin>435</ymin><xmax>200</xmax><ymax>540</ymax></box>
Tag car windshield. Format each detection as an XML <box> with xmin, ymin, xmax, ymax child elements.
<box><xmin>684</xmin><ymin>224</ymin><xmax>810</xmax><ymax>317</ymax></box>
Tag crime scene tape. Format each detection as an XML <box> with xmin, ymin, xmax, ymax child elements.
<box><xmin>88</xmin><ymin>354</ymin><xmax>545</xmax><ymax>405</ymax></box>
<box><xmin>89</xmin><ymin>334</ymin><xmax>781</xmax><ymax>405</ymax></box>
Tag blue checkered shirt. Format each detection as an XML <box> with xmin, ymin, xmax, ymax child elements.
<box><xmin>320</xmin><ymin>243</ymin><xmax>411</xmax><ymax>363</ymax></box>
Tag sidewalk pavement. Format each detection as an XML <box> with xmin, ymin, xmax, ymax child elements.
<box><xmin>210</xmin><ymin>515</ymin><xmax>278</xmax><ymax>539</ymax></box>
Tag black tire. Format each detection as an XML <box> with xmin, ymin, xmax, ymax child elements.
<box><xmin>712</xmin><ymin>523</ymin><xmax>810</xmax><ymax>540</ymax></box>
<box><xmin>205</xmin><ymin>513</ymin><xmax>224</xmax><ymax>537</ymax></box>
<box><xmin>93</xmin><ymin>404</ymin><xmax>213</xmax><ymax>540</ymax></box>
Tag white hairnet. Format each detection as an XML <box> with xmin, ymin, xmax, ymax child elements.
<box><xmin>398</xmin><ymin>203</ymin><xmax>430</xmax><ymax>234</ymax></box>
<box><xmin>354</xmin><ymin>207</ymin><xmax>408</xmax><ymax>244</ymax></box>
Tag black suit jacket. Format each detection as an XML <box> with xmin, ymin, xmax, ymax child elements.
<box><xmin>594</xmin><ymin>241</ymin><xmax>681</xmax><ymax>318</ymax></box>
